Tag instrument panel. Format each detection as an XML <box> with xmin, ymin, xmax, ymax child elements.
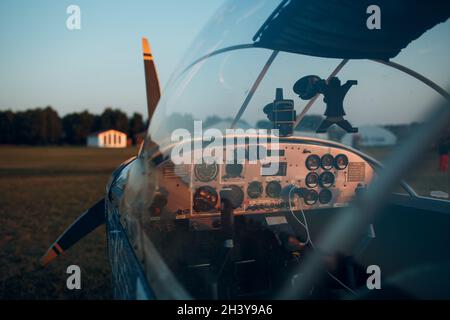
<box><xmin>153</xmin><ymin>139</ymin><xmax>374</xmax><ymax>219</ymax></box>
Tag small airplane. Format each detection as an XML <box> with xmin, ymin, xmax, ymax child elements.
<box><xmin>42</xmin><ymin>0</ymin><xmax>450</xmax><ymax>299</ymax></box>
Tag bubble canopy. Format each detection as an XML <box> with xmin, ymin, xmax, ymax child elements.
<box><xmin>146</xmin><ymin>0</ymin><xmax>449</xmax><ymax>152</ymax></box>
<box><xmin>119</xmin><ymin>0</ymin><xmax>450</xmax><ymax>300</ymax></box>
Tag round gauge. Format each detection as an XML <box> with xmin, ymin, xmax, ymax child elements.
<box><xmin>193</xmin><ymin>186</ymin><xmax>218</xmax><ymax>212</ymax></box>
<box><xmin>305</xmin><ymin>154</ymin><xmax>321</xmax><ymax>170</ymax></box>
<box><xmin>225</xmin><ymin>163</ymin><xmax>243</xmax><ymax>178</ymax></box>
<box><xmin>335</xmin><ymin>154</ymin><xmax>349</xmax><ymax>170</ymax></box>
<box><xmin>221</xmin><ymin>185</ymin><xmax>244</xmax><ymax>209</ymax></box>
<box><xmin>194</xmin><ymin>163</ymin><xmax>218</xmax><ymax>182</ymax></box>
<box><xmin>266</xmin><ymin>181</ymin><xmax>282</xmax><ymax>198</ymax></box>
<box><xmin>321</xmin><ymin>154</ymin><xmax>335</xmax><ymax>170</ymax></box>
<box><xmin>305</xmin><ymin>172</ymin><xmax>319</xmax><ymax>188</ymax></box>
<box><xmin>319</xmin><ymin>189</ymin><xmax>333</xmax><ymax>204</ymax></box>
<box><xmin>247</xmin><ymin>181</ymin><xmax>263</xmax><ymax>199</ymax></box>
<box><xmin>319</xmin><ymin>171</ymin><xmax>335</xmax><ymax>188</ymax></box>
<box><xmin>304</xmin><ymin>189</ymin><xmax>318</xmax><ymax>205</ymax></box>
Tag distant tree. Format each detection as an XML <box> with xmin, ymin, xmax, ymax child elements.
<box><xmin>202</xmin><ymin>116</ymin><xmax>250</xmax><ymax>129</ymax></box>
<box><xmin>12</xmin><ymin>107</ymin><xmax>62</xmax><ymax>145</ymax></box>
<box><xmin>439</xmin><ymin>125</ymin><xmax>450</xmax><ymax>150</ymax></box>
<box><xmin>163</xmin><ymin>113</ymin><xmax>195</xmax><ymax>134</ymax></box>
<box><xmin>100</xmin><ymin>108</ymin><xmax>129</xmax><ymax>133</ymax></box>
<box><xmin>295</xmin><ymin>114</ymin><xmax>324</xmax><ymax>131</ymax></box>
<box><xmin>256</xmin><ymin>120</ymin><xmax>273</xmax><ymax>130</ymax></box>
<box><xmin>92</xmin><ymin>114</ymin><xmax>102</xmax><ymax>132</ymax></box>
<box><xmin>1</xmin><ymin>106</ymin><xmax>143</xmax><ymax>145</ymax></box>
<box><xmin>15</xmin><ymin>109</ymin><xmax>41</xmax><ymax>144</ymax></box>
<box><xmin>129</xmin><ymin>112</ymin><xmax>145</xmax><ymax>143</ymax></box>
<box><xmin>63</xmin><ymin>110</ymin><xmax>95</xmax><ymax>144</ymax></box>
<box><xmin>42</xmin><ymin>106</ymin><xmax>62</xmax><ymax>144</ymax></box>
<box><xmin>13</xmin><ymin>110</ymin><xmax>33</xmax><ymax>144</ymax></box>
<box><xmin>0</xmin><ymin>110</ymin><xmax>16</xmax><ymax>143</ymax></box>
<box><xmin>203</xmin><ymin>115</ymin><xmax>222</xmax><ymax>128</ymax></box>
<box><xmin>99</xmin><ymin>108</ymin><xmax>114</xmax><ymax>130</ymax></box>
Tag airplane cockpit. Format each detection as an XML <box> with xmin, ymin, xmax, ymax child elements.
<box><xmin>107</xmin><ymin>0</ymin><xmax>450</xmax><ymax>300</ymax></box>
<box><xmin>135</xmin><ymin>137</ymin><xmax>379</xmax><ymax>298</ymax></box>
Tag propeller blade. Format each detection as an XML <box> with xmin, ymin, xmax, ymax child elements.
<box><xmin>142</xmin><ymin>37</ymin><xmax>161</xmax><ymax>121</ymax></box>
<box><xmin>40</xmin><ymin>199</ymin><xmax>106</xmax><ymax>266</ymax></box>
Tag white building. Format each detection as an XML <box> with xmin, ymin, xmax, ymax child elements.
<box><xmin>341</xmin><ymin>126</ymin><xmax>397</xmax><ymax>147</ymax></box>
<box><xmin>87</xmin><ymin>129</ymin><xmax>127</xmax><ymax>148</ymax></box>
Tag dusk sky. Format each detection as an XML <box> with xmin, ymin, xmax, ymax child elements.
<box><xmin>0</xmin><ymin>0</ymin><xmax>223</xmax><ymax>116</ymax></box>
<box><xmin>1</xmin><ymin>0</ymin><xmax>449</xmax><ymax>126</ymax></box>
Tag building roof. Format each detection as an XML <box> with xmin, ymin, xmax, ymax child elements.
<box><xmin>87</xmin><ymin>129</ymin><xmax>127</xmax><ymax>137</ymax></box>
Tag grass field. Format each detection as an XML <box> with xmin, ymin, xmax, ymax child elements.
<box><xmin>361</xmin><ymin>146</ymin><xmax>449</xmax><ymax>196</ymax></box>
<box><xmin>0</xmin><ymin>146</ymin><xmax>136</xmax><ymax>299</ymax></box>
<box><xmin>0</xmin><ymin>145</ymin><xmax>448</xmax><ymax>300</ymax></box>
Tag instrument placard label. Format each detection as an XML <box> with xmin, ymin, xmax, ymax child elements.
<box><xmin>347</xmin><ymin>162</ymin><xmax>365</xmax><ymax>182</ymax></box>
<box><xmin>265</xmin><ymin>216</ymin><xmax>288</xmax><ymax>226</ymax></box>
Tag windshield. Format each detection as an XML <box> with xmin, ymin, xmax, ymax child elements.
<box><xmin>125</xmin><ymin>0</ymin><xmax>450</xmax><ymax>299</ymax></box>
<box><xmin>147</xmin><ymin>0</ymin><xmax>449</xmax><ymax>197</ymax></box>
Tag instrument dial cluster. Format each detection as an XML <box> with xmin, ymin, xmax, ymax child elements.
<box><xmin>320</xmin><ymin>154</ymin><xmax>335</xmax><ymax>170</ymax></box>
<box><xmin>193</xmin><ymin>186</ymin><xmax>218</xmax><ymax>212</ymax></box>
<box><xmin>266</xmin><ymin>181</ymin><xmax>282</xmax><ymax>198</ymax></box>
<box><xmin>305</xmin><ymin>172</ymin><xmax>319</xmax><ymax>188</ymax></box>
<box><xmin>224</xmin><ymin>163</ymin><xmax>243</xmax><ymax>178</ymax></box>
<box><xmin>194</xmin><ymin>163</ymin><xmax>218</xmax><ymax>182</ymax></box>
<box><xmin>158</xmin><ymin>140</ymin><xmax>374</xmax><ymax>217</ymax></box>
<box><xmin>303</xmin><ymin>153</ymin><xmax>349</xmax><ymax>205</ymax></box>
<box><xmin>305</xmin><ymin>154</ymin><xmax>321</xmax><ymax>170</ymax></box>
<box><xmin>223</xmin><ymin>185</ymin><xmax>244</xmax><ymax>209</ymax></box>
<box><xmin>247</xmin><ymin>181</ymin><xmax>264</xmax><ymax>199</ymax></box>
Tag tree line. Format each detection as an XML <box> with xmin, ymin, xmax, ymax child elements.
<box><xmin>0</xmin><ymin>106</ymin><xmax>146</xmax><ymax>145</ymax></box>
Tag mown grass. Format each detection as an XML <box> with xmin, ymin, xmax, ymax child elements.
<box><xmin>0</xmin><ymin>146</ymin><xmax>136</xmax><ymax>299</ymax></box>
<box><xmin>361</xmin><ymin>146</ymin><xmax>449</xmax><ymax>196</ymax></box>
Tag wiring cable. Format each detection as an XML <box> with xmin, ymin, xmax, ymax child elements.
<box><xmin>288</xmin><ymin>186</ymin><xmax>357</xmax><ymax>296</ymax></box>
